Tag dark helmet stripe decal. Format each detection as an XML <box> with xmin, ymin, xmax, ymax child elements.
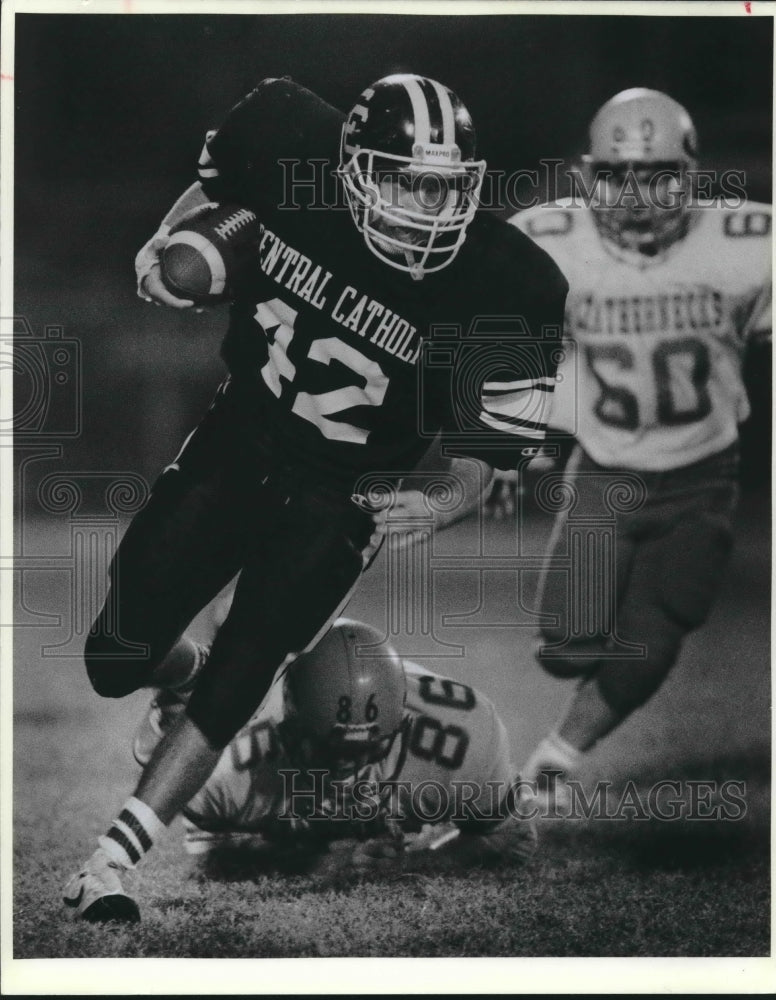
<box><xmin>426</xmin><ymin>78</ymin><xmax>456</xmax><ymax>145</ymax></box>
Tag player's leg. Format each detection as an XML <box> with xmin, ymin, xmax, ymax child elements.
<box><xmin>576</xmin><ymin>486</ymin><xmax>737</xmax><ymax>742</ymax></box>
<box><xmin>525</xmin><ymin>490</ymin><xmax>638</xmax><ymax>796</ymax></box>
<box><xmin>126</xmin><ymin>493</ymin><xmax>371</xmax><ymax>833</ymax></box>
<box><xmin>69</xmin><ymin>493</ymin><xmax>378</xmax><ymax>921</ymax></box>
<box><xmin>526</xmin><ymin>478</ymin><xmax>737</xmax><ymax>793</ymax></box>
<box><xmin>83</xmin><ymin>399</ymin><xmax>251</xmax><ymax>703</ymax></box>
<box><xmin>184</xmin><ymin>493</ymin><xmax>378</xmax><ymax>748</ymax></box>
<box><xmin>534</xmin><ymin>445</ymin><xmax>639</xmax><ymax>676</ymax></box>
<box><xmin>66</xmin><ymin>398</ymin><xmax>259</xmax><ymax>921</ymax></box>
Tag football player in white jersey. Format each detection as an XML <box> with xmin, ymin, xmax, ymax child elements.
<box><xmin>132</xmin><ymin>619</ymin><xmax>536</xmax><ymax>876</ymax></box>
<box><xmin>504</xmin><ymin>89</ymin><xmax>771</xmax><ymax>797</ymax></box>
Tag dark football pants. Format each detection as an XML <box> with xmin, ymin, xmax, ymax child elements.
<box><xmin>535</xmin><ymin>444</ymin><xmax>739</xmax><ymax>714</ymax></box>
<box><xmin>84</xmin><ymin>390</ymin><xmax>376</xmax><ymax>749</ymax></box>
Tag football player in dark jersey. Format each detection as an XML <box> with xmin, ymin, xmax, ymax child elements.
<box><xmin>63</xmin><ymin>74</ymin><xmax>567</xmax><ymax>922</ymax></box>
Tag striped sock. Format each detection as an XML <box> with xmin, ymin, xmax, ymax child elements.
<box><xmin>98</xmin><ymin>796</ymin><xmax>167</xmax><ymax>870</ymax></box>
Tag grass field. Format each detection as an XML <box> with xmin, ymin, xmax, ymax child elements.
<box><xmin>10</xmin><ymin>489</ymin><xmax>771</xmax><ymax>973</ymax></box>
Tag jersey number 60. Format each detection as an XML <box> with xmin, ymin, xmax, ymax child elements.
<box><xmin>586</xmin><ymin>336</ymin><xmax>712</xmax><ymax>430</ymax></box>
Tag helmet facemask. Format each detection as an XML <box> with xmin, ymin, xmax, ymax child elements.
<box><xmin>585</xmin><ymin>158</ymin><xmax>693</xmax><ymax>255</ymax></box>
<box><xmin>338</xmin><ymin>73</ymin><xmax>486</xmax><ymax>280</ymax></box>
<box><xmin>339</xmin><ymin>148</ymin><xmax>485</xmax><ymax>280</ymax></box>
<box><xmin>583</xmin><ymin>88</ymin><xmax>698</xmax><ymax>258</ymax></box>
<box><xmin>278</xmin><ymin>710</ymin><xmax>411</xmax><ymax>832</ymax></box>
<box><xmin>281</xmin><ymin>711</ymin><xmax>409</xmax><ymax>780</ymax></box>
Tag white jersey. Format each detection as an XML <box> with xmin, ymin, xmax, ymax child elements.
<box><xmin>510</xmin><ymin>200</ymin><xmax>772</xmax><ymax>470</ymax></box>
<box><xmin>184</xmin><ymin>661</ymin><xmax>515</xmax><ymax>835</ymax></box>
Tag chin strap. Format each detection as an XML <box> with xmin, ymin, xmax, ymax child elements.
<box><xmin>406</xmin><ymin>252</ymin><xmax>424</xmax><ymax>281</ymax></box>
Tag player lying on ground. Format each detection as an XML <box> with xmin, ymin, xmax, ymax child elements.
<box><xmin>495</xmin><ymin>89</ymin><xmax>771</xmax><ymax>800</ymax></box>
<box><xmin>64</xmin><ymin>73</ymin><xmax>566</xmax><ymax>920</ymax></box>
<box><xmin>65</xmin><ymin>621</ymin><xmax>536</xmax><ymax>917</ymax></box>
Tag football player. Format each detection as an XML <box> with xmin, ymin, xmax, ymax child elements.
<box><xmin>500</xmin><ymin>89</ymin><xmax>771</xmax><ymax>798</ymax></box>
<box><xmin>64</xmin><ymin>75</ymin><xmax>567</xmax><ymax>920</ymax></box>
<box><xmin>134</xmin><ymin>620</ymin><xmax>537</xmax><ymax>874</ymax></box>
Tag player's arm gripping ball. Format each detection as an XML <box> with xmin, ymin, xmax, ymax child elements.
<box><xmin>136</xmin><ymin>182</ymin><xmax>212</xmax><ymax>308</ymax></box>
<box><xmin>136</xmin><ymin>225</ymin><xmax>197</xmax><ymax>309</ymax></box>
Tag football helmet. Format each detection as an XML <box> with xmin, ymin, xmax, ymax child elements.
<box><xmin>338</xmin><ymin>74</ymin><xmax>486</xmax><ymax>280</ymax></box>
<box><xmin>281</xmin><ymin>619</ymin><xmax>408</xmax><ymax>772</ymax></box>
<box><xmin>584</xmin><ymin>88</ymin><xmax>698</xmax><ymax>255</ymax></box>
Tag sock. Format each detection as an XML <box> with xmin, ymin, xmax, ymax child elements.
<box><xmin>98</xmin><ymin>796</ymin><xmax>167</xmax><ymax>870</ymax></box>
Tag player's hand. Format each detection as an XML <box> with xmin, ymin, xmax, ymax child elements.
<box><xmin>484</xmin><ymin>470</ymin><xmax>519</xmax><ymax>520</ymax></box>
<box><xmin>386</xmin><ymin>488</ymin><xmax>431</xmax><ymax>521</ymax></box>
<box><xmin>135</xmin><ymin>228</ymin><xmax>197</xmax><ymax>310</ymax></box>
<box><xmin>354</xmin><ymin>488</ymin><xmax>432</xmax><ymax>566</ymax></box>
<box><xmin>457</xmin><ymin>817</ymin><xmax>538</xmax><ymax>866</ymax></box>
<box><xmin>381</xmin><ymin>489</ymin><xmax>432</xmax><ymax>551</ymax></box>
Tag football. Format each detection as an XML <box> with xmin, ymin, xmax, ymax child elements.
<box><xmin>160</xmin><ymin>202</ymin><xmax>261</xmax><ymax>305</ymax></box>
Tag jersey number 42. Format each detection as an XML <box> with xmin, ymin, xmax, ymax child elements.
<box><xmin>255</xmin><ymin>298</ymin><xmax>389</xmax><ymax>444</ymax></box>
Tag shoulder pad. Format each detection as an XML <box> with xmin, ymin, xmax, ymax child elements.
<box><xmin>525</xmin><ymin>208</ymin><xmax>575</xmax><ymax>240</ymax></box>
<box><xmin>510</xmin><ymin>204</ymin><xmax>576</xmax><ymax>240</ymax></box>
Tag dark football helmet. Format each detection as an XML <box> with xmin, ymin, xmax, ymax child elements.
<box><xmin>583</xmin><ymin>88</ymin><xmax>698</xmax><ymax>255</ymax></box>
<box><xmin>338</xmin><ymin>74</ymin><xmax>486</xmax><ymax>280</ymax></box>
<box><xmin>281</xmin><ymin>619</ymin><xmax>408</xmax><ymax>772</ymax></box>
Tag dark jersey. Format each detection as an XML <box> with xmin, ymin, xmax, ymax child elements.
<box><xmin>198</xmin><ymin>78</ymin><xmax>568</xmax><ymax>491</ymax></box>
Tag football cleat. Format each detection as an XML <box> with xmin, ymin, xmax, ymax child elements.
<box><xmin>132</xmin><ymin>689</ymin><xmax>187</xmax><ymax>767</ymax></box>
<box><xmin>63</xmin><ymin>848</ymin><xmax>140</xmax><ymax>923</ymax></box>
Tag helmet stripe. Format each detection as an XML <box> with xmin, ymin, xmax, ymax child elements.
<box><xmin>402</xmin><ymin>77</ymin><xmax>431</xmax><ymax>145</ymax></box>
<box><xmin>428</xmin><ymin>78</ymin><xmax>455</xmax><ymax>145</ymax></box>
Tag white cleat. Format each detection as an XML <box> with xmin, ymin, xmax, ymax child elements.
<box><xmin>63</xmin><ymin>848</ymin><xmax>140</xmax><ymax>923</ymax></box>
<box><xmin>132</xmin><ymin>689</ymin><xmax>187</xmax><ymax>767</ymax></box>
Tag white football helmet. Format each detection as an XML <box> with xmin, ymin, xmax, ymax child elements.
<box><xmin>584</xmin><ymin>88</ymin><xmax>698</xmax><ymax>254</ymax></box>
<box><xmin>338</xmin><ymin>74</ymin><xmax>486</xmax><ymax>280</ymax></box>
